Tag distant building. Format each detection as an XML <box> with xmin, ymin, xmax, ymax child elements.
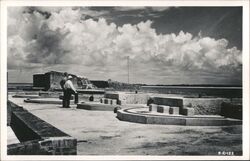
<box><xmin>33</xmin><ymin>71</ymin><xmax>94</xmax><ymax>91</ymax></box>
<box><xmin>90</xmin><ymin>80</ymin><xmax>109</xmax><ymax>88</ymax></box>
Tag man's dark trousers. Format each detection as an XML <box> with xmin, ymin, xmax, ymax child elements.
<box><xmin>65</xmin><ymin>89</ymin><xmax>72</xmax><ymax>108</ymax></box>
<box><xmin>62</xmin><ymin>89</ymin><xmax>67</xmax><ymax>107</ymax></box>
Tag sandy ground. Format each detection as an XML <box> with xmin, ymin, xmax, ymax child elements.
<box><xmin>7</xmin><ymin>127</ymin><xmax>20</xmax><ymax>145</ymax></box>
<box><xmin>8</xmin><ymin>96</ymin><xmax>242</xmax><ymax>155</ymax></box>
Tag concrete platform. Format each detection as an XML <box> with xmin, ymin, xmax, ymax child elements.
<box><xmin>24</xmin><ymin>98</ymin><xmax>74</xmax><ymax>105</ymax></box>
<box><xmin>77</xmin><ymin>102</ymin><xmax>119</xmax><ymax>111</ymax></box>
<box><xmin>117</xmin><ymin>107</ymin><xmax>242</xmax><ymax>126</ymax></box>
<box><xmin>8</xmin><ymin>96</ymin><xmax>242</xmax><ymax>155</ymax></box>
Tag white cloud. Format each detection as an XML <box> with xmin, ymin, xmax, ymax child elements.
<box><xmin>113</xmin><ymin>7</ymin><xmax>147</xmax><ymax>11</ymax></box>
<box><xmin>7</xmin><ymin>7</ymin><xmax>242</xmax><ymax>84</ymax></box>
<box><xmin>113</xmin><ymin>6</ymin><xmax>171</xmax><ymax>12</ymax></box>
<box><xmin>150</xmin><ymin>7</ymin><xmax>171</xmax><ymax>12</ymax></box>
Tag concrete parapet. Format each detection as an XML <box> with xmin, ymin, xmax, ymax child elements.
<box><xmin>7</xmin><ymin>101</ymin><xmax>26</xmax><ymax>126</ymax></box>
<box><xmin>157</xmin><ymin>105</ymin><xmax>170</xmax><ymax>114</ymax></box>
<box><xmin>149</xmin><ymin>104</ymin><xmax>158</xmax><ymax>112</ymax></box>
<box><xmin>169</xmin><ymin>106</ymin><xmax>180</xmax><ymax>115</ymax></box>
<box><xmin>8</xmin><ymin>101</ymin><xmax>77</xmax><ymax>155</ymax></box>
<box><xmin>181</xmin><ymin>108</ymin><xmax>195</xmax><ymax>116</ymax></box>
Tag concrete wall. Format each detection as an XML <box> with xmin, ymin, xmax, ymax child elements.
<box><xmin>221</xmin><ymin>102</ymin><xmax>242</xmax><ymax>119</ymax></box>
<box><xmin>7</xmin><ymin>101</ymin><xmax>26</xmax><ymax>126</ymax></box>
<box><xmin>105</xmin><ymin>92</ymin><xmax>149</xmax><ymax>105</ymax></box>
<box><xmin>150</xmin><ymin>96</ymin><xmax>234</xmax><ymax>115</ymax></box>
<box><xmin>151</xmin><ymin>97</ymin><xmax>183</xmax><ymax>108</ymax></box>
<box><xmin>183</xmin><ymin>98</ymin><xmax>231</xmax><ymax>115</ymax></box>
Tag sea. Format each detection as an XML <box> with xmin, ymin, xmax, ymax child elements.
<box><xmin>7</xmin><ymin>83</ymin><xmax>242</xmax><ymax>98</ymax></box>
<box><xmin>140</xmin><ymin>85</ymin><xmax>242</xmax><ymax>98</ymax></box>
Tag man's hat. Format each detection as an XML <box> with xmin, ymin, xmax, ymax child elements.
<box><xmin>68</xmin><ymin>75</ymin><xmax>73</xmax><ymax>79</ymax></box>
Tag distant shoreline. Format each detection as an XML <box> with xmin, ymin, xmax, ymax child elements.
<box><xmin>142</xmin><ymin>86</ymin><xmax>242</xmax><ymax>89</ymax></box>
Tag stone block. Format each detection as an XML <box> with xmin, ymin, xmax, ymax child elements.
<box><xmin>182</xmin><ymin>107</ymin><xmax>195</xmax><ymax>116</ymax></box>
<box><xmin>110</xmin><ymin>99</ymin><xmax>117</xmax><ymax>105</ymax></box>
<box><xmin>100</xmin><ymin>98</ymin><xmax>105</xmax><ymax>103</ymax></box>
<box><xmin>104</xmin><ymin>98</ymin><xmax>112</xmax><ymax>104</ymax></box>
<box><xmin>157</xmin><ymin>105</ymin><xmax>170</xmax><ymax>114</ymax></box>
<box><xmin>169</xmin><ymin>107</ymin><xmax>179</xmax><ymax>115</ymax></box>
<box><xmin>149</xmin><ymin>104</ymin><xmax>158</xmax><ymax>112</ymax></box>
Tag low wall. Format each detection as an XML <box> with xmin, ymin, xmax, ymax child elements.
<box><xmin>221</xmin><ymin>102</ymin><xmax>242</xmax><ymax>119</ymax></box>
<box><xmin>150</xmin><ymin>97</ymin><xmax>183</xmax><ymax>108</ymax></box>
<box><xmin>7</xmin><ymin>101</ymin><xmax>26</xmax><ymax>126</ymax></box>
<box><xmin>7</xmin><ymin>101</ymin><xmax>77</xmax><ymax>155</ymax></box>
<box><xmin>105</xmin><ymin>92</ymin><xmax>149</xmax><ymax>105</ymax></box>
<box><xmin>150</xmin><ymin>96</ymin><xmax>235</xmax><ymax>115</ymax></box>
<box><xmin>182</xmin><ymin>98</ymin><xmax>230</xmax><ymax>115</ymax></box>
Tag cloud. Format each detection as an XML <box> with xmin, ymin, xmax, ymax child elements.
<box><xmin>7</xmin><ymin>7</ymin><xmax>242</xmax><ymax>84</ymax></box>
<box><xmin>113</xmin><ymin>7</ymin><xmax>147</xmax><ymax>11</ymax></box>
<box><xmin>113</xmin><ymin>6</ymin><xmax>171</xmax><ymax>12</ymax></box>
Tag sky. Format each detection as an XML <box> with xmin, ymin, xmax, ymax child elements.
<box><xmin>7</xmin><ymin>7</ymin><xmax>242</xmax><ymax>85</ymax></box>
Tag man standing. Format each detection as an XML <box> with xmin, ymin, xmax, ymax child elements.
<box><xmin>64</xmin><ymin>75</ymin><xmax>77</xmax><ymax>108</ymax></box>
<box><xmin>60</xmin><ymin>72</ymin><xmax>68</xmax><ymax>108</ymax></box>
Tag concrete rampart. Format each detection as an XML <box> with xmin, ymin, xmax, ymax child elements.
<box><xmin>7</xmin><ymin>101</ymin><xmax>77</xmax><ymax>155</ymax></box>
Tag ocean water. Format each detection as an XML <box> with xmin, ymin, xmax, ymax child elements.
<box><xmin>140</xmin><ymin>86</ymin><xmax>242</xmax><ymax>98</ymax></box>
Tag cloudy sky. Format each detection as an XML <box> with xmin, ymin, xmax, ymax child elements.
<box><xmin>7</xmin><ymin>7</ymin><xmax>242</xmax><ymax>85</ymax></box>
